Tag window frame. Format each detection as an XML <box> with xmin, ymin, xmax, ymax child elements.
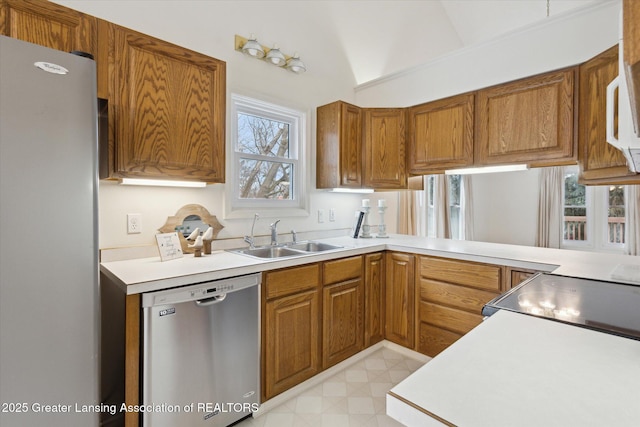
<box><xmin>227</xmin><ymin>94</ymin><xmax>308</xmax><ymax>218</ymax></box>
<box><xmin>561</xmin><ymin>166</ymin><xmax>626</xmax><ymax>253</ymax></box>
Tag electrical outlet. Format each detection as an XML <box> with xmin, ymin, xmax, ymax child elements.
<box><xmin>317</xmin><ymin>209</ymin><xmax>325</xmax><ymax>223</ymax></box>
<box><xmin>127</xmin><ymin>213</ymin><xmax>142</xmax><ymax>234</ymax></box>
<box><xmin>329</xmin><ymin>208</ymin><xmax>336</xmax><ymax>222</ymax></box>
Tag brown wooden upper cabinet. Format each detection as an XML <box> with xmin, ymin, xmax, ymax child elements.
<box><xmin>0</xmin><ymin>0</ymin><xmax>96</xmax><ymax>59</ymax></box>
<box><xmin>578</xmin><ymin>45</ymin><xmax>640</xmax><ymax>185</ymax></box>
<box><xmin>623</xmin><ymin>0</ymin><xmax>640</xmax><ymax>132</ymax></box>
<box><xmin>475</xmin><ymin>67</ymin><xmax>577</xmax><ymax>167</ymax></box>
<box><xmin>363</xmin><ymin>108</ymin><xmax>407</xmax><ymax>189</ymax></box>
<box><xmin>408</xmin><ymin>93</ymin><xmax>474</xmax><ymax>174</ymax></box>
<box><xmin>316</xmin><ymin>101</ymin><xmax>363</xmax><ymax>188</ymax></box>
<box><xmin>317</xmin><ymin>102</ymin><xmax>407</xmax><ymax>190</ymax></box>
<box><xmin>98</xmin><ymin>21</ymin><xmax>226</xmax><ymax>183</ymax></box>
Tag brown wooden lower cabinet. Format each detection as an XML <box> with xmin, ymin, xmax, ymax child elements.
<box><xmin>508</xmin><ymin>267</ymin><xmax>538</xmax><ymax>289</ymax></box>
<box><xmin>322</xmin><ymin>279</ymin><xmax>363</xmax><ymax>369</ymax></box>
<box><xmin>364</xmin><ymin>252</ymin><xmax>385</xmax><ymax>346</ymax></box>
<box><xmin>416</xmin><ymin>256</ymin><xmax>503</xmax><ymax>357</ymax></box>
<box><xmin>384</xmin><ymin>252</ymin><xmax>415</xmax><ymax>348</ymax></box>
<box><xmin>263</xmin><ymin>290</ymin><xmax>320</xmax><ymax>400</ymax></box>
<box><xmin>322</xmin><ymin>256</ymin><xmax>364</xmax><ymax>369</ymax></box>
<box><xmin>262</xmin><ymin>264</ymin><xmax>321</xmax><ymax>401</ymax></box>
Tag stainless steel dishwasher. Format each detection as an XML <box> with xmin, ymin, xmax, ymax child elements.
<box><xmin>142</xmin><ymin>273</ymin><xmax>260</xmax><ymax>427</ymax></box>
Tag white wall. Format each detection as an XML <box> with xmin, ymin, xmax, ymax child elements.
<box><xmin>354</xmin><ymin>1</ymin><xmax>620</xmax><ymax>107</ymax></box>
<box><xmin>471</xmin><ymin>169</ymin><xmax>541</xmax><ymax>246</ymax></box>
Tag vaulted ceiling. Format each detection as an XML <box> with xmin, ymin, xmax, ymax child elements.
<box><xmin>55</xmin><ymin>0</ymin><xmax>605</xmax><ymax>87</ymax></box>
<box><xmin>333</xmin><ymin>0</ymin><xmax>601</xmax><ymax>84</ymax></box>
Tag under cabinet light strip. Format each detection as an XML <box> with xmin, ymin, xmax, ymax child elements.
<box><xmin>444</xmin><ymin>164</ymin><xmax>529</xmax><ymax>175</ymax></box>
<box><xmin>329</xmin><ymin>188</ymin><xmax>375</xmax><ymax>194</ymax></box>
<box><xmin>120</xmin><ymin>178</ymin><xmax>207</xmax><ymax>188</ymax></box>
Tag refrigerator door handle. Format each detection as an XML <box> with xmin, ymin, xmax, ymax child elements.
<box><xmin>195</xmin><ymin>294</ymin><xmax>227</xmax><ymax>307</ymax></box>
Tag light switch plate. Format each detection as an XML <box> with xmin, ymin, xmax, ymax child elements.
<box><xmin>317</xmin><ymin>209</ymin><xmax>325</xmax><ymax>223</ymax></box>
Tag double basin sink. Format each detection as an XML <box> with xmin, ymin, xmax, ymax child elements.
<box><xmin>230</xmin><ymin>241</ymin><xmax>343</xmax><ymax>259</ymax></box>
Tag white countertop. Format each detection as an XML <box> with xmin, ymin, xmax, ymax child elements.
<box><xmin>100</xmin><ymin>234</ymin><xmax>640</xmax><ymax>294</ymax></box>
<box><xmin>387</xmin><ymin>310</ymin><xmax>640</xmax><ymax>427</ymax></box>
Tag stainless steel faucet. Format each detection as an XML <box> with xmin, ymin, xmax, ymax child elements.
<box><xmin>244</xmin><ymin>213</ymin><xmax>259</xmax><ymax>249</ymax></box>
<box><xmin>270</xmin><ymin>220</ymin><xmax>281</xmax><ymax>246</ymax></box>
<box><xmin>291</xmin><ymin>229</ymin><xmax>297</xmax><ymax>244</ymax></box>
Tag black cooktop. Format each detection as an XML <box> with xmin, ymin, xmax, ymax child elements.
<box><xmin>482</xmin><ymin>273</ymin><xmax>640</xmax><ymax>340</ymax></box>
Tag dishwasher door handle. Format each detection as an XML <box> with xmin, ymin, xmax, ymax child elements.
<box><xmin>195</xmin><ymin>294</ymin><xmax>227</xmax><ymax>307</ymax></box>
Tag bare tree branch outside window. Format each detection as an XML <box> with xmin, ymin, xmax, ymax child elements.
<box><xmin>237</xmin><ymin>113</ymin><xmax>293</xmax><ymax>200</ymax></box>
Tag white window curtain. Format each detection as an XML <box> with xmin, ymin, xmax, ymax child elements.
<box><xmin>434</xmin><ymin>175</ymin><xmax>450</xmax><ymax>239</ymax></box>
<box><xmin>626</xmin><ymin>185</ymin><xmax>640</xmax><ymax>256</ymax></box>
<box><xmin>398</xmin><ymin>191</ymin><xmax>419</xmax><ymax>235</ymax></box>
<box><xmin>398</xmin><ymin>174</ymin><xmax>473</xmax><ymax>240</ymax></box>
<box><xmin>536</xmin><ymin>167</ymin><xmax>563</xmax><ymax>248</ymax></box>
<box><xmin>461</xmin><ymin>175</ymin><xmax>474</xmax><ymax>241</ymax></box>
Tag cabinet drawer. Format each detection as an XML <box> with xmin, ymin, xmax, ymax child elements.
<box><xmin>419</xmin><ymin>301</ymin><xmax>483</xmax><ymax>335</ymax></box>
<box><xmin>417</xmin><ymin>322</ymin><xmax>462</xmax><ymax>357</ymax></box>
<box><xmin>419</xmin><ymin>256</ymin><xmax>502</xmax><ymax>292</ymax></box>
<box><xmin>323</xmin><ymin>256</ymin><xmax>362</xmax><ymax>285</ymax></box>
<box><xmin>418</xmin><ymin>279</ymin><xmax>498</xmax><ymax>314</ymax></box>
<box><xmin>265</xmin><ymin>264</ymin><xmax>320</xmax><ymax>300</ymax></box>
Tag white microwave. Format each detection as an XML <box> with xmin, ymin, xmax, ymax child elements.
<box><xmin>606</xmin><ymin>14</ymin><xmax>640</xmax><ymax>173</ymax></box>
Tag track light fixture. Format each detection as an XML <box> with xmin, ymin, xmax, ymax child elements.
<box><xmin>235</xmin><ymin>35</ymin><xmax>306</xmax><ymax>74</ymax></box>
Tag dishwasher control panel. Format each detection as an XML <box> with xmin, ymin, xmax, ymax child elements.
<box><xmin>142</xmin><ymin>273</ymin><xmax>261</xmax><ymax>308</ymax></box>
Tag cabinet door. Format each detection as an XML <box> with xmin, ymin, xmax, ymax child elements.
<box><xmin>408</xmin><ymin>93</ymin><xmax>474</xmax><ymax>174</ymax></box>
<box><xmin>579</xmin><ymin>45</ymin><xmax>640</xmax><ymax>184</ymax></box>
<box><xmin>364</xmin><ymin>253</ymin><xmax>385</xmax><ymax>347</ymax></box>
<box><xmin>322</xmin><ymin>278</ymin><xmax>364</xmax><ymax>369</ymax></box>
<box><xmin>384</xmin><ymin>252</ymin><xmax>415</xmax><ymax>348</ymax></box>
<box><xmin>475</xmin><ymin>68</ymin><xmax>576</xmax><ymax>167</ymax></box>
<box><xmin>364</xmin><ymin>108</ymin><xmax>407</xmax><ymax>189</ymax></box>
<box><xmin>316</xmin><ymin>101</ymin><xmax>362</xmax><ymax>189</ymax></box>
<box><xmin>100</xmin><ymin>21</ymin><xmax>226</xmax><ymax>182</ymax></box>
<box><xmin>0</xmin><ymin>0</ymin><xmax>96</xmax><ymax>56</ymax></box>
<box><xmin>263</xmin><ymin>290</ymin><xmax>320</xmax><ymax>401</ymax></box>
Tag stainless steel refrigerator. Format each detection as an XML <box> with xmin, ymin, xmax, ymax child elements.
<box><xmin>0</xmin><ymin>35</ymin><xmax>99</xmax><ymax>426</ymax></box>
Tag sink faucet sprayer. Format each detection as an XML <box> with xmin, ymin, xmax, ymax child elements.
<box><xmin>244</xmin><ymin>213</ymin><xmax>259</xmax><ymax>249</ymax></box>
<box><xmin>270</xmin><ymin>220</ymin><xmax>281</xmax><ymax>246</ymax></box>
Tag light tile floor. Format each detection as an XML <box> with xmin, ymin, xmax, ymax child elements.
<box><xmin>236</xmin><ymin>348</ymin><xmax>427</xmax><ymax>427</ymax></box>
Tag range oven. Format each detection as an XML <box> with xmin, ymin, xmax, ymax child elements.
<box><xmin>482</xmin><ymin>273</ymin><xmax>640</xmax><ymax>341</ymax></box>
